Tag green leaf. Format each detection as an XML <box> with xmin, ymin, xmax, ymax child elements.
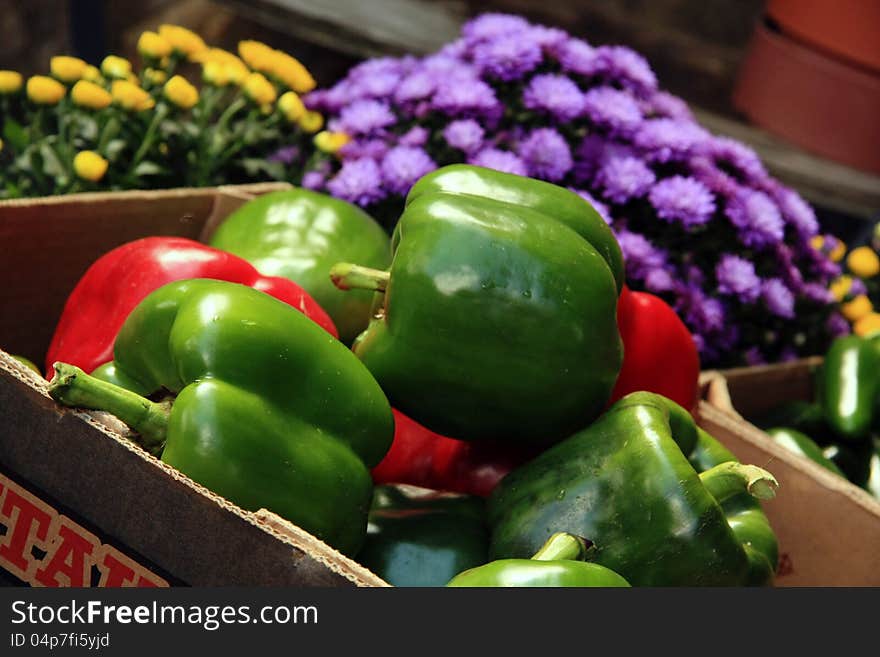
<box><xmin>239</xmin><ymin>158</ymin><xmax>285</xmax><ymax>180</ymax></box>
<box><xmin>39</xmin><ymin>142</ymin><xmax>67</xmax><ymax>180</ymax></box>
<box><xmin>3</xmin><ymin>118</ymin><xmax>28</xmax><ymax>150</ymax></box>
<box><xmin>132</xmin><ymin>161</ymin><xmax>166</xmax><ymax>177</ymax></box>
<box><xmin>104</xmin><ymin>139</ymin><xmax>127</xmax><ymax>161</ymax></box>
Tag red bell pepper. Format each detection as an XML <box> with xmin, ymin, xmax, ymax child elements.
<box><xmin>609</xmin><ymin>285</ymin><xmax>700</xmax><ymax>410</ymax></box>
<box><xmin>45</xmin><ymin>237</ymin><xmax>337</xmax><ymax>377</ymax></box>
<box><xmin>372</xmin><ymin>410</ymin><xmax>535</xmax><ymax>498</ymax></box>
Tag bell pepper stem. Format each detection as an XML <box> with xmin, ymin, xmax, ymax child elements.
<box><xmin>48</xmin><ymin>362</ymin><xmax>168</xmax><ymax>451</ymax></box>
<box><xmin>531</xmin><ymin>532</ymin><xmax>591</xmax><ymax>562</ymax></box>
<box><xmin>699</xmin><ymin>461</ymin><xmax>778</xmax><ymax>504</ymax></box>
<box><xmin>330</xmin><ymin>262</ymin><xmax>390</xmax><ymax>293</ymax></box>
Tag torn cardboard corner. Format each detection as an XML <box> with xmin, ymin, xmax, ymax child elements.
<box><xmin>698</xmin><ymin>359</ymin><xmax>880</xmax><ymax>587</ymax></box>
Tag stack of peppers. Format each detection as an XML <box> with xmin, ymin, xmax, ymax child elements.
<box><xmin>754</xmin><ymin>334</ymin><xmax>880</xmax><ymax>497</ymax></box>
<box><xmin>46</xmin><ymin>164</ymin><xmax>777</xmax><ymax>586</ymax></box>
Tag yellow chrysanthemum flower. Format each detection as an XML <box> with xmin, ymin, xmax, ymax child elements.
<box><xmin>26</xmin><ymin>75</ymin><xmax>65</xmax><ymax>105</ymax></box>
<box><xmin>82</xmin><ymin>65</ymin><xmax>103</xmax><ymax>83</ymax></box>
<box><xmin>242</xmin><ymin>72</ymin><xmax>276</xmax><ymax>106</ymax></box>
<box><xmin>810</xmin><ymin>235</ymin><xmax>824</xmax><ymax>251</ymax></box>
<box><xmin>71</xmin><ymin>80</ymin><xmax>112</xmax><ymax>110</ymax></box>
<box><xmin>50</xmin><ymin>55</ymin><xmax>88</xmax><ymax>83</ymax></box>
<box><xmin>277</xmin><ymin>91</ymin><xmax>305</xmax><ymax>122</ymax></box>
<box><xmin>73</xmin><ymin>150</ymin><xmax>108</xmax><ymax>182</ymax></box>
<box><xmin>829</xmin><ymin>240</ymin><xmax>846</xmax><ymax>263</ymax></box>
<box><xmin>202</xmin><ymin>61</ymin><xmax>231</xmax><ymax>87</ymax></box>
<box><xmin>298</xmin><ymin>110</ymin><xmax>324</xmax><ymax>134</ymax></box>
<box><xmin>0</xmin><ymin>70</ymin><xmax>23</xmax><ymax>94</ymax></box>
<box><xmin>854</xmin><ymin>312</ymin><xmax>880</xmax><ymax>338</ymax></box>
<box><xmin>313</xmin><ymin>130</ymin><xmax>350</xmax><ymax>154</ymax></box>
<box><xmin>270</xmin><ymin>50</ymin><xmax>315</xmax><ymax>93</ymax></box>
<box><xmin>847</xmin><ymin>246</ymin><xmax>880</xmax><ymax>279</ymax></box>
<box><xmin>194</xmin><ymin>47</ymin><xmax>247</xmax><ymax>70</ymax></box>
<box><xmin>101</xmin><ymin>55</ymin><xmax>132</xmax><ymax>80</ymax></box>
<box><xmin>842</xmin><ymin>294</ymin><xmax>873</xmax><ymax>322</ymax></box>
<box><xmin>111</xmin><ymin>80</ymin><xmax>154</xmax><ymax>111</ymax></box>
<box><xmin>137</xmin><ymin>31</ymin><xmax>172</xmax><ymax>59</ymax></box>
<box><xmin>144</xmin><ymin>68</ymin><xmax>167</xmax><ymax>85</ymax></box>
<box><xmin>163</xmin><ymin>75</ymin><xmax>199</xmax><ymax>109</ymax></box>
<box><xmin>829</xmin><ymin>276</ymin><xmax>853</xmax><ymax>302</ymax></box>
<box><xmin>158</xmin><ymin>24</ymin><xmax>207</xmax><ymax>60</ymax></box>
<box><xmin>238</xmin><ymin>40</ymin><xmax>275</xmax><ymax>72</ymax></box>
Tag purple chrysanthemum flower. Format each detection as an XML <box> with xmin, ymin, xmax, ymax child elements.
<box><xmin>762</xmin><ymin>278</ymin><xmax>796</xmax><ymax>319</ymax></box>
<box><xmin>703</xmin><ymin>136</ymin><xmax>768</xmax><ymax>183</ymax></box>
<box><xmin>526</xmin><ymin>25</ymin><xmax>568</xmax><ymax>51</ymax></box>
<box><xmin>614</xmin><ymin>228</ymin><xmax>667</xmax><ymax>279</ymax></box>
<box><xmin>471</xmin><ymin>36</ymin><xmax>543</xmax><ymax>81</ymax></box>
<box><xmin>744</xmin><ymin>347</ymin><xmax>766</xmax><ymax>366</ymax></box>
<box><xmin>394</xmin><ymin>71</ymin><xmax>436</xmax><ymax>104</ymax></box>
<box><xmin>301</xmin><ymin>171</ymin><xmax>326</xmax><ymax>190</ymax></box>
<box><xmin>690</xmin><ymin>158</ymin><xmax>740</xmax><ymax>198</ymax></box>
<box><xmin>716</xmin><ymin>254</ymin><xmax>761</xmax><ymax>303</ymax></box>
<box><xmin>399</xmin><ymin>126</ymin><xmax>430</xmax><ymax>146</ymax></box>
<box><xmin>594</xmin><ymin>153</ymin><xmax>656</xmax><ymax>204</ymax></box>
<box><xmin>773</xmin><ymin>243</ymin><xmax>806</xmax><ymax>291</ymax></box>
<box><xmin>826</xmin><ymin>313</ymin><xmax>852</xmax><ymax>337</ymax></box>
<box><xmin>570</xmin><ymin>189</ymin><xmax>612</xmax><ymax>225</ymax></box>
<box><xmin>432</xmin><ymin>77</ymin><xmax>501</xmax><ymax>117</ymax></box>
<box><xmin>522</xmin><ymin>74</ymin><xmax>585</xmax><ymax>122</ymax></box>
<box><xmin>644</xmin><ymin>268</ymin><xmax>677</xmax><ymax>293</ymax></box>
<box><xmin>582</xmin><ymin>86</ymin><xmax>643</xmax><ymax>137</ymax></box>
<box><xmin>326</xmin><ymin>158</ymin><xmax>386</xmax><ymax>206</ymax></box>
<box><xmin>645</xmin><ymin>90</ymin><xmax>693</xmax><ymax>120</ymax></box>
<box><xmin>380</xmin><ymin>146</ymin><xmax>437</xmax><ymax>195</ymax></box>
<box><xmin>552</xmin><ymin>37</ymin><xmax>597</xmax><ymax>76</ymax></box>
<box><xmin>802</xmin><ymin>282</ymin><xmax>834</xmax><ymax>304</ymax></box>
<box><xmin>774</xmin><ymin>186</ymin><xmax>819</xmax><ymax>238</ymax></box>
<box><xmin>337</xmin><ymin>99</ymin><xmax>397</xmax><ymax>136</ymax></box>
<box><xmin>346</xmin><ymin>58</ymin><xmax>407</xmax><ymax>99</ymax></box>
<box><xmin>304</xmin><ymin>83</ymin><xmax>354</xmax><ymax>113</ymax></box>
<box><xmin>468</xmin><ymin>148</ymin><xmax>528</xmax><ymax>176</ymax></box>
<box><xmin>572</xmin><ymin>134</ymin><xmax>609</xmax><ymax>182</ymax></box>
<box><xmin>633</xmin><ymin>119</ymin><xmax>708</xmax><ymax>163</ymax></box>
<box><xmin>267</xmin><ymin>145</ymin><xmax>299</xmax><ymax>165</ymax></box>
<box><xmin>443</xmin><ymin>119</ymin><xmax>485</xmax><ymax>154</ymax></box>
<box><xmin>590</xmin><ymin>45</ymin><xmax>657</xmax><ymax>95</ymax></box>
<box><xmin>461</xmin><ymin>13</ymin><xmax>530</xmax><ymax>44</ymax></box>
<box><xmin>648</xmin><ymin>176</ymin><xmax>716</xmax><ymax>227</ymax></box>
<box><xmin>338</xmin><ymin>138</ymin><xmax>390</xmax><ymax>161</ymax></box>
<box><xmin>849</xmin><ymin>277</ymin><xmax>868</xmax><ymax>297</ymax></box>
<box><xmin>516</xmin><ymin>128</ymin><xmax>573</xmax><ymax>182</ymax></box>
<box><xmin>725</xmin><ymin>189</ymin><xmax>785</xmax><ymax>249</ymax></box>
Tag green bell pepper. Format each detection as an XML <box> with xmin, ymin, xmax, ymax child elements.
<box><xmin>356</xmin><ymin>485</ymin><xmax>489</xmax><ymax>587</ymax></box>
<box><xmin>331</xmin><ymin>164</ymin><xmax>623</xmax><ymax>444</ymax></box>
<box><xmin>489</xmin><ymin>392</ymin><xmax>779</xmax><ymax>586</ymax></box>
<box><xmin>447</xmin><ymin>532</ymin><xmax>630</xmax><ymax>587</ymax></box>
<box><xmin>765</xmin><ymin>427</ymin><xmax>846</xmax><ymax>477</ymax></box>
<box><xmin>688</xmin><ymin>428</ymin><xmax>779</xmax><ymax>586</ymax></box>
<box><xmin>48</xmin><ymin>279</ymin><xmax>394</xmax><ymax>556</ymax></box>
<box><xmin>817</xmin><ymin>335</ymin><xmax>880</xmax><ymax>442</ymax></box>
<box><xmin>209</xmin><ymin>189</ymin><xmax>391</xmax><ymax>344</ymax></box>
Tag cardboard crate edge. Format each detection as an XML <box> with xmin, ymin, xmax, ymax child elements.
<box><xmin>0</xmin><ymin>350</ymin><xmax>388</xmax><ymax>588</ymax></box>
<box><xmin>0</xmin><ymin>182</ymin><xmax>293</xmax><ymax>208</ymax></box>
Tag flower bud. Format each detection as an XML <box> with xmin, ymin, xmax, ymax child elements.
<box><xmin>26</xmin><ymin>75</ymin><xmax>65</xmax><ymax>105</ymax></box>
<box><xmin>71</xmin><ymin>80</ymin><xmax>112</xmax><ymax>110</ymax></box>
<box><xmin>50</xmin><ymin>55</ymin><xmax>88</xmax><ymax>83</ymax></box>
<box><xmin>73</xmin><ymin>150</ymin><xmax>108</xmax><ymax>182</ymax></box>
<box><xmin>163</xmin><ymin>74</ymin><xmax>199</xmax><ymax>109</ymax></box>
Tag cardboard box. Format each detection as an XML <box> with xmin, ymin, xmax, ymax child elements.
<box><xmin>0</xmin><ymin>186</ymin><xmax>387</xmax><ymax>587</ymax></box>
<box><xmin>699</xmin><ymin>361</ymin><xmax>880</xmax><ymax>586</ymax></box>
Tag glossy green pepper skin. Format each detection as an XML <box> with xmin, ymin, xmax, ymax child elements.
<box><xmin>356</xmin><ymin>485</ymin><xmax>489</xmax><ymax>587</ymax></box>
<box><xmin>817</xmin><ymin>335</ymin><xmax>880</xmax><ymax>442</ymax></box>
<box><xmin>332</xmin><ymin>165</ymin><xmax>623</xmax><ymax>444</ymax></box>
<box><xmin>488</xmin><ymin>392</ymin><xmax>779</xmax><ymax>586</ymax></box>
<box><xmin>209</xmin><ymin>189</ymin><xmax>391</xmax><ymax>344</ymax></box>
<box><xmin>688</xmin><ymin>428</ymin><xmax>779</xmax><ymax>586</ymax></box>
<box><xmin>406</xmin><ymin>165</ymin><xmax>624</xmax><ymax>293</ymax></box>
<box><xmin>49</xmin><ymin>279</ymin><xmax>394</xmax><ymax>556</ymax></box>
<box><xmin>766</xmin><ymin>427</ymin><xmax>846</xmax><ymax>477</ymax></box>
<box><xmin>447</xmin><ymin>532</ymin><xmax>630</xmax><ymax>587</ymax></box>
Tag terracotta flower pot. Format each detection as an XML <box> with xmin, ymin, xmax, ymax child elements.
<box><xmin>732</xmin><ymin>21</ymin><xmax>880</xmax><ymax>175</ymax></box>
<box><xmin>767</xmin><ymin>0</ymin><xmax>880</xmax><ymax>73</ymax></box>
